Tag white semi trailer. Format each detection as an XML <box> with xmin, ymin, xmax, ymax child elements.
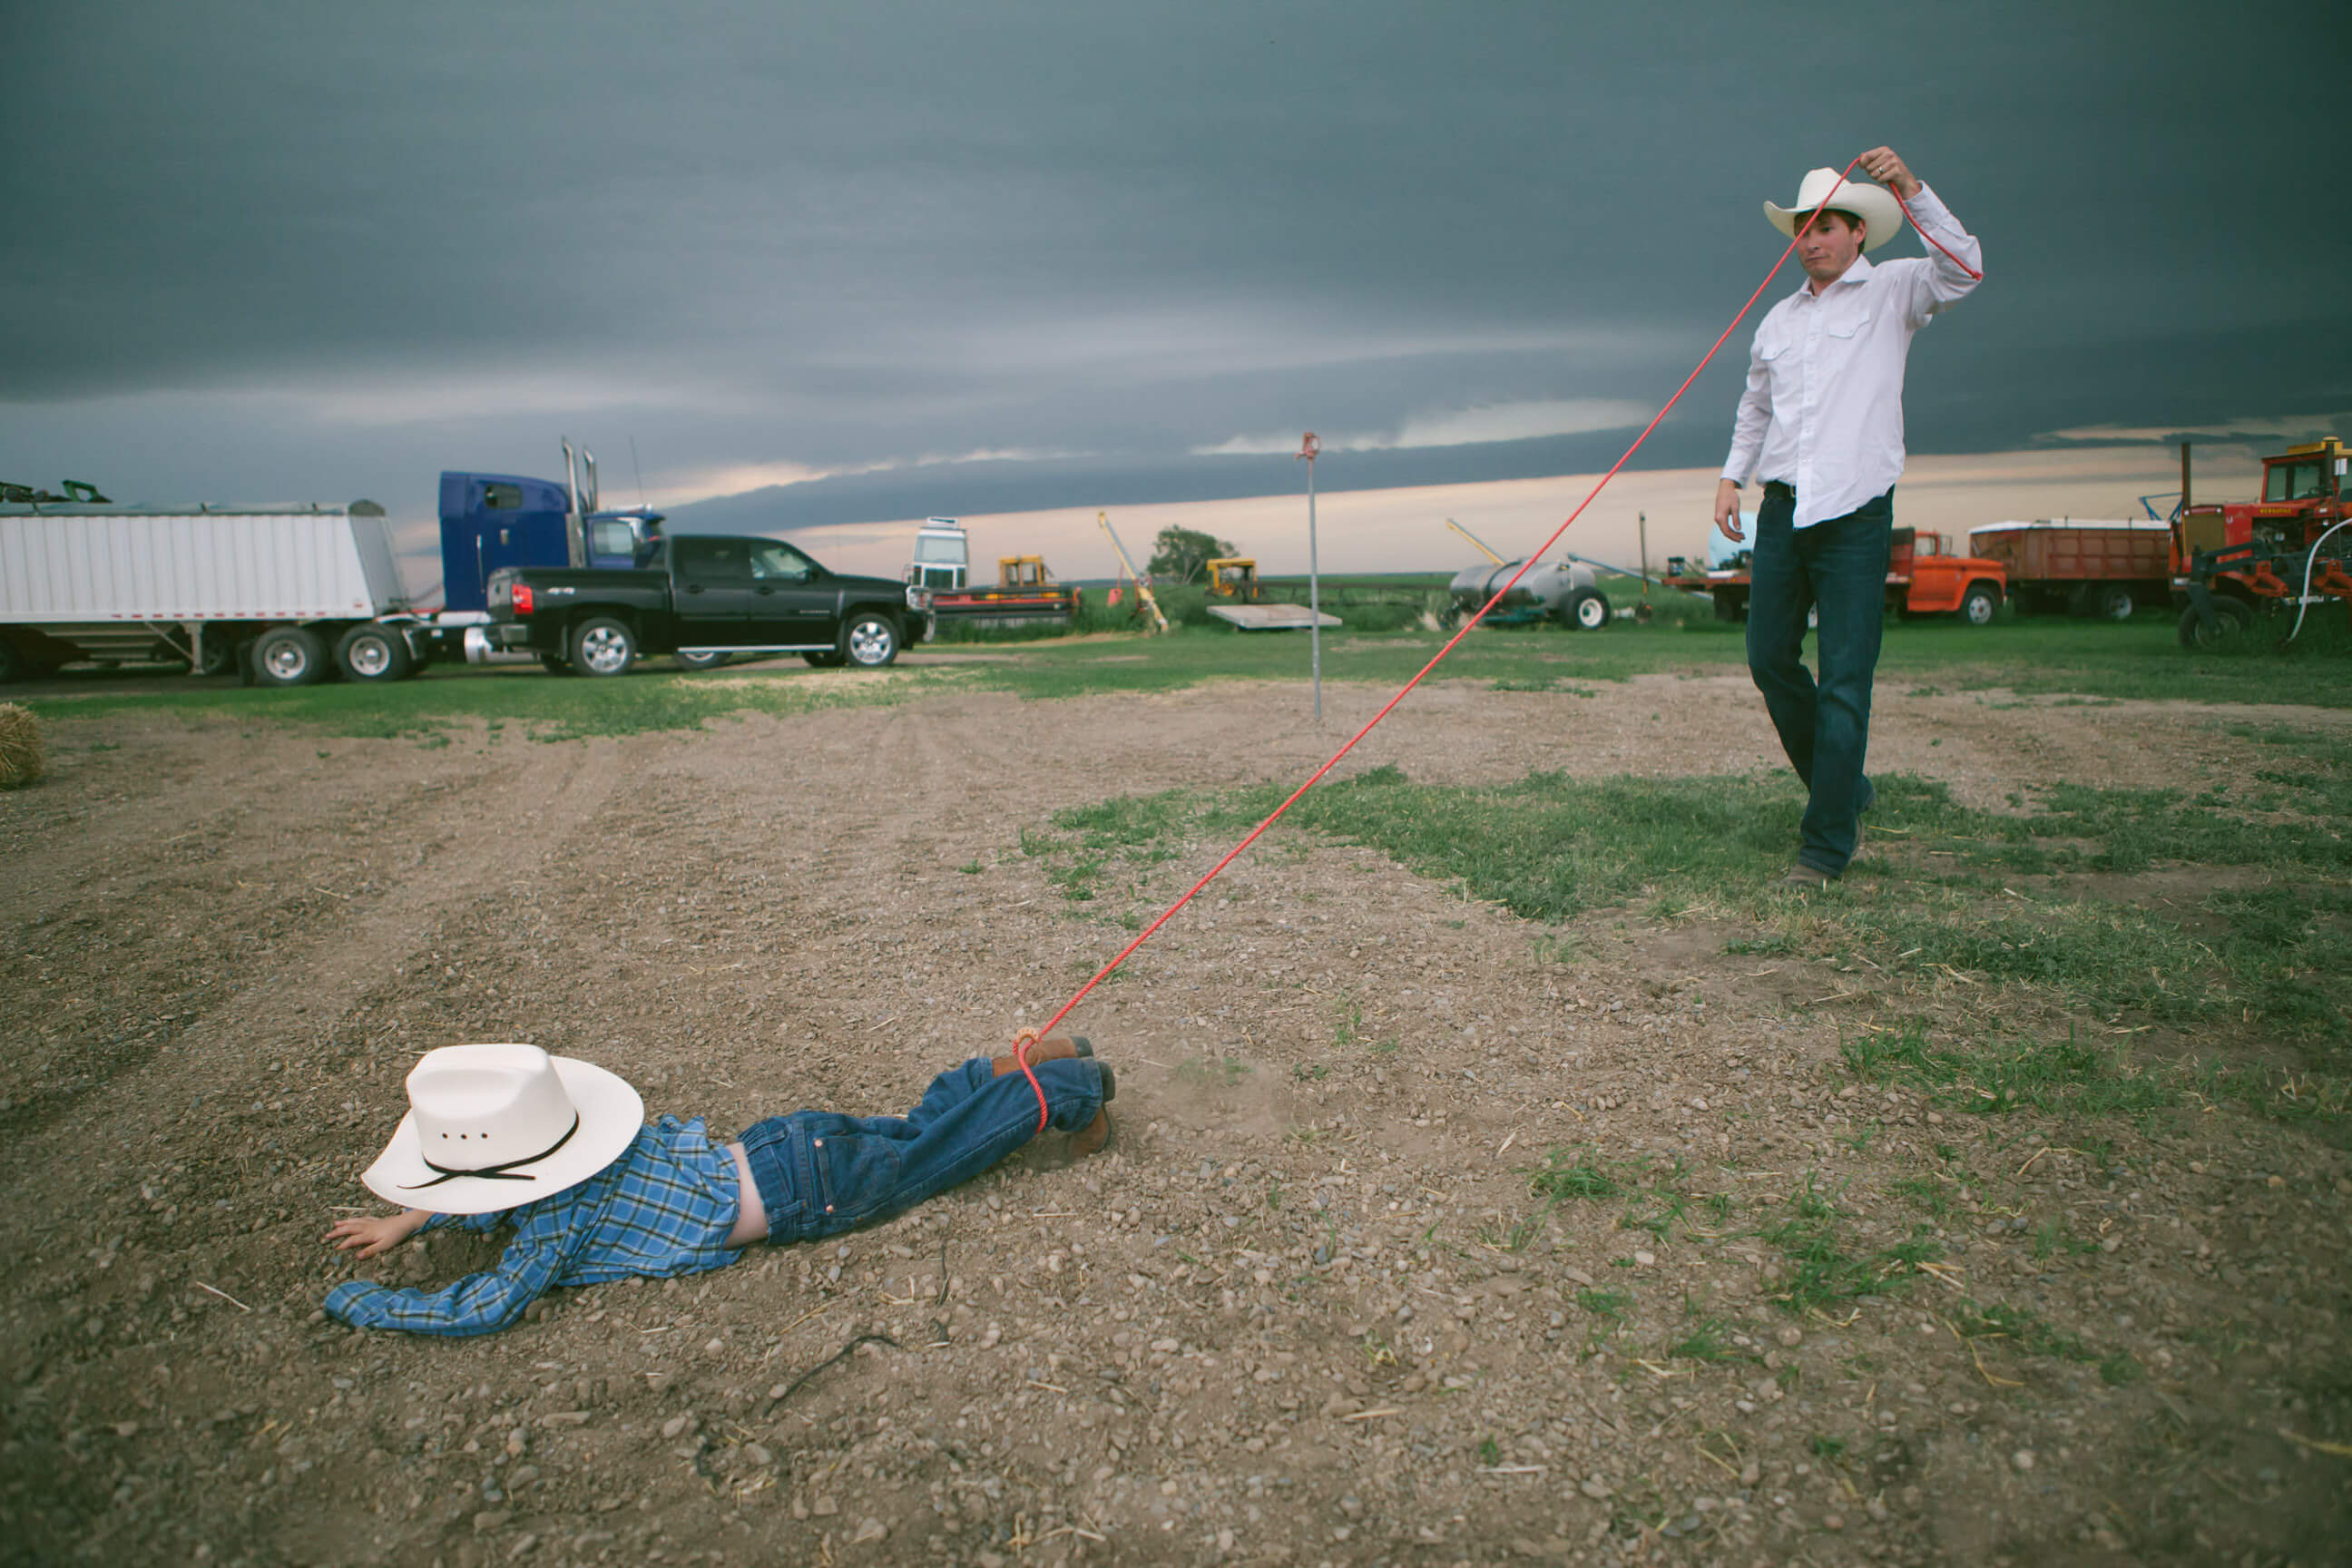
<box><xmin>0</xmin><ymin>500</ymin><xmax>417</xmax><ymax>685</ymax></box>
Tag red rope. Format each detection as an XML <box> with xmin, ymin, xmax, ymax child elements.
<box><xmin>1008</xmin><ymin>1027</ymin><xmax>1048</xmax><ymax>1133</ymax></box>
<box><xmin>1888</xmin><ymin>184</ymin><xmax>1983</xmax><ymax>280</ymax></box>
<box><xmin>1019</xmin><ymin>156</ymin><xmax>1894</xmax><ymax>1049</ymax></box>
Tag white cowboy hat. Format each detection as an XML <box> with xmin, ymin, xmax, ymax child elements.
<box><xmin>362</xmin><ymin>1044</ymin><xmax>644</xmax><ymax>1215</ymax></box>
<box><xmin>1764</xmin><ymin>168</ymin><xmax>1906</xmax><ymax>253</ymax></box>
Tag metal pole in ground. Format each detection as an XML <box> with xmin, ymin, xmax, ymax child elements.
<box><xmin>1298</xmin><ymin>432</ymin><xmax>1322</xmax><ymax>722</ymax></box>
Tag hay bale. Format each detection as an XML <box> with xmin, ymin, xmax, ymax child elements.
<box><xmin>0</xmin><ymin>703</ymin><xmax>44</xmax><ymax>789</ymax></box>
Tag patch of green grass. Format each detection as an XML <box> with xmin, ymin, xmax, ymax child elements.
<box><xmin>1198</xmin><ymin>749</ymin><xmax>2352</xmax><ymax>1044</ymax></box>
<box><xmin>1808</xmin><ymin>1433</ymin><xmax>1848</xmax><ymax>1461</ymax></box>
<box><xmin>1841</xmin><ymin>1020</ymin><xmax>2186</xmax><ymax>1123</ymax></box>
<box><xmin>1667</xmin><ymin>1316</ymin><xmax>1743</xmax><ymax>1364</ymax></box>
<box><xmin>1762</xmin><ymin>1171</ymin><xmax>1943</xmax><ymax>1316</ymax></box>
<box><xmin>1620</xmin><ymin>1187</ymin><xmax>1690</xmax><ymax>1242</ymax></box>
<box><xmin>1476</xmin><ymin>1435</ymin><xmax>1503</xmax><ymax>1467</ymax></box>
<box><xmin>1892</xmin><ymin>1175</ymin><xmax>1950</xmax><ymax>1219</ymax></box>
<box><xmin>1574</xmin><ymin>1289</ymin><xmax>1632</xmax><ymax>1322</ymax></box>
<box><xmin>1952</xmin><ymin>1300</ymin><xmax>2097</xmax><ymax>1365</ymax></box>
<box><xmin>2032</xmin><ymin>1220</ymin><xmax>2100</xmax><ymax>1260</ymax></box>
<box><xmin>24</xmin><ymin>661</ymin><xmax>935</xmax><ymax>740</ymax></box>
<box><xmin>1052</xmin><ymin>789</ymin><xmax>1193</xmax><ymax>852</ymax></box>
<box><xmin>1528</xmin><ymin>1148</ymin><xmax>1619</xmax><ymax>1201</ymax></box>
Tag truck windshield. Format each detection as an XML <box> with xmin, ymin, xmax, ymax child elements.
<box><xmin>2264</xmin><ymin>461</ymin><xmax>2330</xmax><ymax>502</ymax></box>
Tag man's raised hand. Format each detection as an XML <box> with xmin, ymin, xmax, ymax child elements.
<box><xmin>1859</xmin><ymin>147</ymin><xmax>1920</xmax><ymax>199</ymax></box>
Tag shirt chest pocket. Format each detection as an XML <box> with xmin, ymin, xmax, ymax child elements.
<box><xmin>1824</xmin><ymin>310</ymin><xmax>1874</xmax><ymax>341</ymax></box>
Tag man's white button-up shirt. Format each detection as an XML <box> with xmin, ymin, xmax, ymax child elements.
<box><xmin>1720</xmin><ymin>184</ymin><xmax>1983</xmax><ymax>529</ymax></box>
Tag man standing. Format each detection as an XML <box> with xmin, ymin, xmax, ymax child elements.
<box><xmin>1714</xmin><ymin>148</ymin><xmax>1982</xmax><ymax>887</ymax></box>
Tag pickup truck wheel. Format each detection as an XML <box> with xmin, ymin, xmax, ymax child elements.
<box><xmin>337</xmin><ymin>623</ymin><xmax>412</xmax><ymax>682</ymax></box>
<box><xmin>1959</xmin><ymin>583</ymin><xmax>1999</xmax><ymax>627</ymax></box>
<box><xmin>571</xmin><ymin>617</ymin><xmax>637</xmax><ymax>677</ymax></box>
<box><xmin>2095</xmin><ymin>585</ymin><xmax>2134</xmax><ymax>621</ymax></box>
<box><xmin>841</xmin><ymin>612</ymin><xmax>900</xmax><ymax>668</ymax></box>
<box><xmin>1565</xmin><ymin>589</ymin><xmax>1610</xmax><ymax>631</ymax></box>
<box><xmin>672</xmin><ymin>651</ymin><xmax>731</xmax><ymax>671</ymax></box>
<box><xmin>252</xmin><ymin>627</ymin><xmax>328</xmax><ymax>687</ymax></box>
<box><xmin>802</xmin><ymin>650</ymin><xmax>847</xmax><ymax>668</ymax></box>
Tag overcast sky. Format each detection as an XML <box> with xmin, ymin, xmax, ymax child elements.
<box><xmin>5</xmin><ymin>0</ymin><xmax>2346</xmax><ymax>560</ymax></box>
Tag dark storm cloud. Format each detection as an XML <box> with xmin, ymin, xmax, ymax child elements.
<box><xmin>4</xmin><ymin>0</ymin><xmax>2347</xmax><ymax>529</ymax></box>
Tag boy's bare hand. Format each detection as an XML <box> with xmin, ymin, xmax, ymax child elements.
<box><xmin>325</xmin><ymin>1210</ymin><xmax>428</xmax><ymax>1259</ymax></box>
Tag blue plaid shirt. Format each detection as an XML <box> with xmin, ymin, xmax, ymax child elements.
<box><xmin>325</xmin><ymin>1117</ymin><xmax>746</xmax><ymax>1337</ymax></box>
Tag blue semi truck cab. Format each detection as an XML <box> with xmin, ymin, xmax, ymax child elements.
<box><xmin>418</xmin><ymin>441</ymin><xmax>672</xmax><ymax>670</ymax></box>
<box><xmin>437</xmin><ymin>468</ymin><xmax>662</xmax><ymax>613</ymax></box>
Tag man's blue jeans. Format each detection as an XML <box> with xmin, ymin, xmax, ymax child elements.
<box><xmin>1746</xmin><ymin>483</ymin><xmax>1890</xmax><ymax>877</ymax></box>
<box><xmin>739</xmin><ymin>1057</ymin><xmax>1105</xmax><ymax>1244</ymax></box>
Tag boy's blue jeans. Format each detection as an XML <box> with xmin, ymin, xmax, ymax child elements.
<box><xmin>739</xmin><ymin>1057</ymin><xmax>1105</xmax><ymax>1243</ymax></box>
<box><xmin>1746</xmin><ymin>483</ymin><xmax>1890</xmax><ymax>877</ymax></box>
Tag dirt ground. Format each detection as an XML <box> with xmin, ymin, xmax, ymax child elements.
<box><xmin>4</xmin><ymin>666</ymin><xmax>2348</xmax><ymax>1568</ymax></box>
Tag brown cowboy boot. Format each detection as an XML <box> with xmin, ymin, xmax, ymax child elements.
<box><xmin>991</xmin><ymin>1035</ymin><xmax>1092</xmax><ymax>1077</ymax></box>
<box><xmin>1070</xmin><ymin>1063</ymin><xmax>1115</xmax><ymax>1157</ymax></box>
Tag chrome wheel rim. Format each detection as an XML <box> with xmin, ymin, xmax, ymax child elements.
<box><xmin>1966</xmin><ymin>595</ymin><xmax>1994</xmax><ymax>626</ymax></box>
<box><xmin>579</xmin><ymin>626</ymin><xmax>631</xmax><ymax>673</ymax></box>
<box><xmin>1576</xmin><ymin>599</ymin><xmax>1605</xmax><ymax>629</ymax></box>
<box><xmin>261</xmin><ymin>639</ymin><xmax>309</xmax><ymax>680</ymax></box>
<box><xmin>348</xmin><ymin>637</ymin><xmax>392</xmax><ymax>677</ymax></box>
<box><xmin>847</xmin><ymin>621</ymin><xmax>893</xmax><ymax>664</ymax></box>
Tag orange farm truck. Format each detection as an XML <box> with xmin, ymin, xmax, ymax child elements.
<box><xmin>2174</xmin><ymin>437</ymin><xmax>2352</xmax><ymax>649</ymax></box>
<box><xmin>1661</xmin><ymin>527</ymin><xmax>2006</xmax><ymax>626</ymax></box>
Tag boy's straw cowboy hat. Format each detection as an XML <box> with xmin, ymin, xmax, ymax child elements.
<box><xmin>363</xmin><ymin>1044</ymin><xmax>643</xmax><ymax>1214</ymax></box>
<box><xmin>1765</xmin><ymin>168</ymin><xmax>1906</xmax><ymax>253</ymax></box>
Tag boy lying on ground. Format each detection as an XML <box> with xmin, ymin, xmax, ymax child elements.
<box><xmin>321</xmin><ymin>1037</ymin><xmax>1112</xmax><ymax>1336</ymax></box>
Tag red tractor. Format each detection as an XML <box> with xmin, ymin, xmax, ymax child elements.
<box><xmin>2174</xmin><ymin>437</ymin><xmax>2352</xmax><ymax>648</ymax></box>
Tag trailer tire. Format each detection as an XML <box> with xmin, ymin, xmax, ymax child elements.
<box><xmin>1566</xmin><ymin>589</ymin><xmax>1610</xmax><ymax>632</ymax></box>
<box><xmin>1959</xmin><ymin>583</ymin><xmax>1999</xmax><ymax>627</ymax></box>
<box><xmin>2095</xmin><ymin>584</ymin><xmax>2134</xmax><ymax>622</ymax></box>
<box><xmin>840</xmin><ymin>612</ymin><xmax>901</xmax><ymax>668</ymax></box>
<box><xmin>570</xmin><ymin>617</ymin><xmax>637</xmax><ymax>677</ymax></box>
<box><xmin>0</xmin><ymin>640</ymin><xmax>18</xmax><ymax>684</ymax></box>
<box><xmin>672</xmin><ymin>651</ymin><xmax>731</xmax><ymax>672</ymax></box>
<box><xmin>337</xmin><ymin>623</ymin><xmax>412</xmax><ymax>682</ymax></box>
<box><xmin>194</xmin><ymin>635</ymin><xmax>239</xmax><ymax>677</ymax></box>
<box><xmin>252</xmin><ymin>627</ymin><xmax>329</xmax><ymax>687</ymax></box>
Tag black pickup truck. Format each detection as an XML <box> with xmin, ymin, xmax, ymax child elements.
<box><xmin>485</xmin><ymin>535</ymin><xmax>934</xmax><ymax>675</ymax></box>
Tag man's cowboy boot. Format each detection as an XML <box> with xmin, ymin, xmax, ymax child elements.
<box><xmin>991</xmin><ymin>1035</ymin><xmax>1092</xmax><ymax>1077</ymax></box>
